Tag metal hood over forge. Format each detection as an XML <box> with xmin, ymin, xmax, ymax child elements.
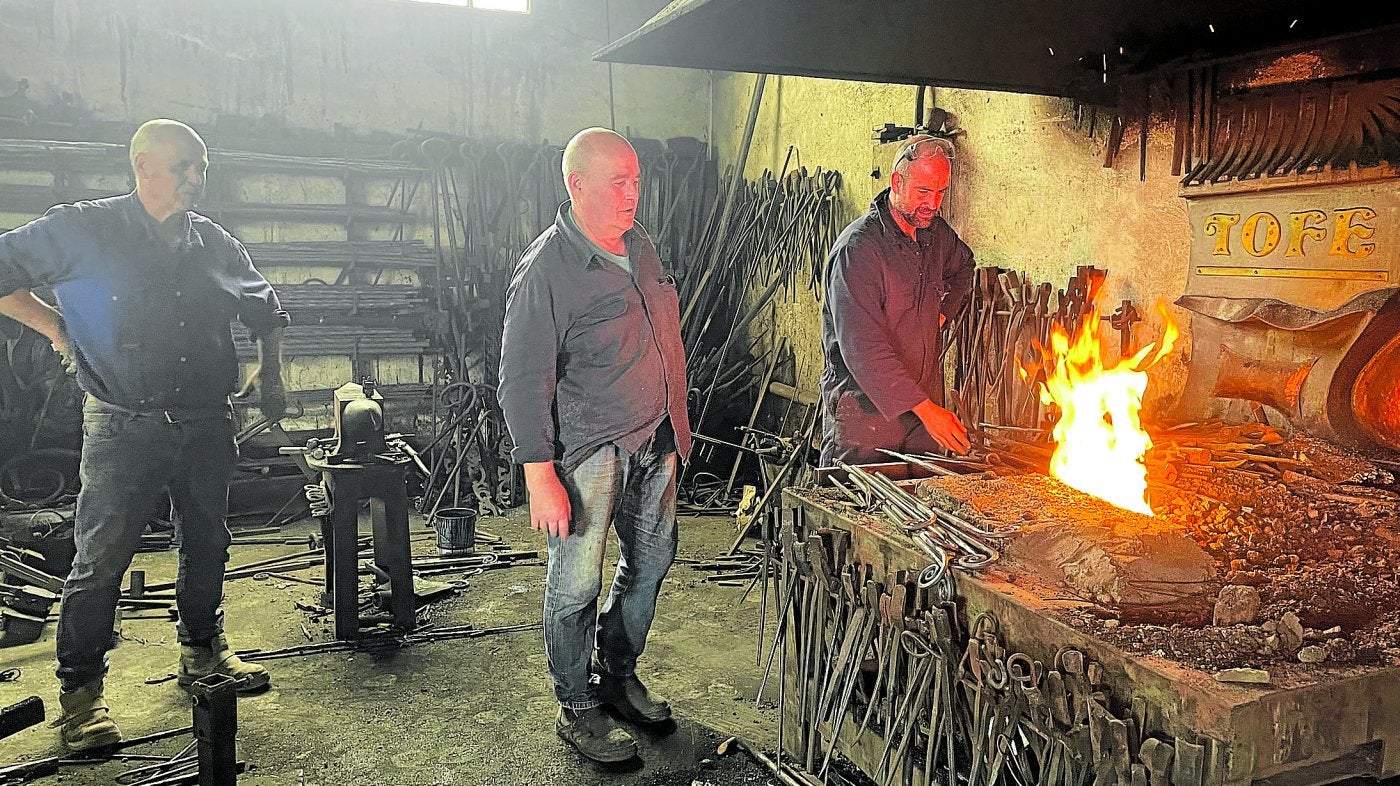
<box><xmin>596</xmin><ymin>0</ymin><xmax>1400</xmax><ymax>102</ymax></box>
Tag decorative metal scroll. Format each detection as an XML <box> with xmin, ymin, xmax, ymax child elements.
<box><xmin>1175</xmin><ymin>72</ymin><xmax>1400</xmax><ymax>186</ymax></box>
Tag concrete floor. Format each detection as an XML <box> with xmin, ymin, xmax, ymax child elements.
<box><xmin>0</xmin><ymin>509</ymin><xmax>786</xmax><ymax>785</ymax></box>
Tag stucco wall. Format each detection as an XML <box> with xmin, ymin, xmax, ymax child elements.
<box><xmin>0</xmin><ymin>0</ymin><xmax>707</xmax><ymax>145</ymax></box>
<box><xmin>713</xmin><ymin>73</ymin><xmax>1191</xmax><ymax>409</ymax></box>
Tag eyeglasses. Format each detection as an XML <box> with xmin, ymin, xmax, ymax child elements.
<box><xmin>892</xmin><ymin>135</ymin><xmax>955</xmax><ymax>171</ymax></box>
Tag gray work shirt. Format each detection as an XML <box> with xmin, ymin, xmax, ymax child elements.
<box><xmin>562</xmin><ymin>207</ymin><xmax>632</xmax><ymax>275</ymax></box>
<box><xmin>820</xmin><ymin>189</ymin><xmax>976</xmax><ymax>423</ymax></box>
<box><xmin>499</xmin><ymin>202</ymin><xmax>692</xmax><ymax>471</ymax></box>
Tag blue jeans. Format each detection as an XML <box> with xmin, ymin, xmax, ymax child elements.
<box><xmin>544</xmin><ymin>435</ymin><xmax>678</xmax><ymax>710</ymax></box>
<box><xmin>56</xmin><ymin>397</ymin><xmax>237</xmax><ymax>689</ymax></box>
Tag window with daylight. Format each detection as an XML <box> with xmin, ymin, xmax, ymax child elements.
<box><xmin>401</xmin><ymin>0</ymin><xmax>529</xmax><ymax>11</ymax></box>
<box><xmin>470</xmin><ymin>0</ymin><xmax>529</xmax><ymax>9</ymax></box>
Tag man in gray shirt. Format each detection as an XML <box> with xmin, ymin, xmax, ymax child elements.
<box><xmin>499</xmin><ymin>128</ymin><xmax>691</xmax><ymax>763</ymax></box>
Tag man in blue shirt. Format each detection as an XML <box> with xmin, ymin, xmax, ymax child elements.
<box><xmin>0</xmin><ymin>119</ymin><xmax>288</xmax><ymax>750</ymax></box>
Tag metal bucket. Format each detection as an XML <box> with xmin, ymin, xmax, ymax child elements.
<box><xmin>431</xmin><ymin>507</ymin><xmax>478</xmax><ymax>556</ymax></box>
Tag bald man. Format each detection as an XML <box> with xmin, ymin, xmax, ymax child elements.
<box><xmin>820</xmin><ymin>135</ymin><xmax>976</xmax><ymax>465</ymax></box>
<box><xmin>0</xmin><ymin>119</ymin><xmax>286</xmax><ymax>749</ymax></box>
<box><xmin>499</xmin><ymin>128</ymin><xmax>690</xmax><ymax>763</ymax></box>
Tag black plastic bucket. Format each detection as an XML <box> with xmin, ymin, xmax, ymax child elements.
<box><xmin>431</xmin><ymin>507</ymin><xmax>478</xmax><ymax>556</ymax></box>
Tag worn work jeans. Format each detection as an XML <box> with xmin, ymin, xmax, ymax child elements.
<box><xmin>56</xmin><ymin>397</ymin><xmax>237</xmax><ymax>690</ymax></box>
<box><xmin>544</xmin><ymin>435</ymin><xmax>679</xmax><ymax>710</ymax></box>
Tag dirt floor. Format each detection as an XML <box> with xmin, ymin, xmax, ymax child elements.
<box><xmin>0</xmin><ymin>509</ymin><xmax>796</xmax><ymax>785</ymax></box>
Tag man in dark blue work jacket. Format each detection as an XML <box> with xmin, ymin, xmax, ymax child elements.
<box><xmin>499</xmin><ymin>128</ymin><xmax>691</xmax><ymax>764</ymax></box>
<box><xmin>0</xmin><ymin>119</ymin><xmax>287</xmax><ymax>750</ymax></box>
<box><xmin>820</xmin><ymin>135</ymin><xmax>977</xmax><ymax>466</ymax></box>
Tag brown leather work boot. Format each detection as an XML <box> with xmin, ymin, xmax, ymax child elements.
<box><xmin>178</xmin><ymin>634</ymin><xmax>270</xmax><ymax>692</ymax></box>
<box><xmin>52</xmin><ymin>678</ymin><xmax>123</xmax><ymax>751</ymax></box>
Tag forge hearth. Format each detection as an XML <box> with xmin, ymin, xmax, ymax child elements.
<box><xmin>931</xmin><ymin>473</ymin><xmax>1218</xmax><ymax>613</ymax></box>
<box><xmin>781</xmin><ymin>430</ymin><xmax>1400</xmax><ymax>786</ymax></box>
<box><xmin>916</xmin><ymin>469</ymin><xmax>1400</xmax><ymax>663</ymax></box>
<box><xmin>927</xmin><ymin>421</ymin><xmax>1400</xmax><ymax>652</ymax></box>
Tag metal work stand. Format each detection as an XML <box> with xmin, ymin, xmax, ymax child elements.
<box><xmin>190</xmin><ymin>674</ymin><xmax>238</xmax><ymax>786</ymax></box>
<box><xmin>308</xmin><ymin>456</ymin><xmax>416</xmax><ymax>639</ymax></box>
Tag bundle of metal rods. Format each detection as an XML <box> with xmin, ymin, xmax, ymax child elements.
<box><xmin>833</xmin><ymin>462</ymin><xmax>1015</xmax><ymax>578</ymax></box>
<box><xmin>976</xmin><ymin>426</ymin><xmax>1055</xmax><ymax>472</ymax></box>
<box><xmin>945</xmin><ymin>265</ymin><xmax>1104</xmax><ymax>430</ymax></box>
<box><xmin>677</xmin><ymin>158</ymin><xmax>843</xmax><ymax>517</ymax></box>
<box><xmin>677</xmin><ymin>548</ymin><xmax>766</xmax><ymax>586</ymax></box>
<box><xmin>680</xmin><ymin>161</ymin><xmax>843</xmax><ymax>414</ymax></box>
<box><xmin>417</xmin><ymin>382</ymin><xmax>509</xmax><ymax>518</ymax></box>
<box><xmin>0</xmin><ymin>726</ymin><xmax>200</xmax><ymax>785</ymax></box>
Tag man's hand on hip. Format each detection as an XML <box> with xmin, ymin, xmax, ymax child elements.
<box><xmin>0</xmin><ymin>290</ymin><xmax>75</xmax><ymax>374</ymax></box>
<box><xmin>912</xmin><ymin>399</ymin><xmax>971</xmax><ymax>454</ymax></box>
<box><xmin>523</xmin><ymin>462</ymin><xmax>572</xmax><ymax>539</ymax></box>
<box><xmin>52</xmin><ymin>332</ymin><xmax>78</xmax><ymax>376</ymax></box>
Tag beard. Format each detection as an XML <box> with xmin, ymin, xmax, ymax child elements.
<box><xmin>895</xmin><ymin>204</ymin><xmax>936</xmax><ymax>229</ymax></box>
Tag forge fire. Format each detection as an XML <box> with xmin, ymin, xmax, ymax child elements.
<box><xmin>1025</xmin><ymin>301</ymin><xmax>1178</xmax><ymax>515</ymax></box>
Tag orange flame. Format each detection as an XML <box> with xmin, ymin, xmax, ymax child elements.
<box><xmin>1031</xmin><ymin>302</ymin><xmax>1178</xmax><ymax>515</ymax></box>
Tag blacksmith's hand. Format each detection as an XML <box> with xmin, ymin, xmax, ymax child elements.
<box><xmin>47</xmin><ymin>319</ymin><xmax>78</xmax><ymax>375</ymax></box>
<box><xmin>524</xmin><ymin>462</ymin><xmax>572</xmax><ymax>539</ymax></box>
<box><xmin>258</xmin><ymin>373</ymin><xmax>288</xmax><ymax>420</ymax></box>
<box><xmin>235</xmin><ymin>367</ymin><xmax>288</xmax><ymax>420</ymax></box>
<box><xmin>51</xmin><ymin>336</ymin><xmax>78</xmax><ymax>376</ymax></box>
<box><xmin>913</xmin><ymin>399</ymin><xmax>970</xmax><ymax>455</ymax></box>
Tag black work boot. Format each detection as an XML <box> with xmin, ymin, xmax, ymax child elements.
<box><xmin>595</xmin><ymin>669</ymin><xmax>672</xmax><ymax>724</ymax></box>
<box><xmin>556</xmin><ymin>706</ymin><xmax>638</xmax><ymax>763</ymax></box>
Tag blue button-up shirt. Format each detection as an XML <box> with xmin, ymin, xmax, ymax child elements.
<box><xmin>0</xmin><ymin>192</ymin><xmax>289</xmax><ymax>410</ymax></box>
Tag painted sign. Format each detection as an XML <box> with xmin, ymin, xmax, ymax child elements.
<box><xmin>1184</xmin><ymin>178</ymin><xmax>1398</xmax><ymax>311</ymax></box>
